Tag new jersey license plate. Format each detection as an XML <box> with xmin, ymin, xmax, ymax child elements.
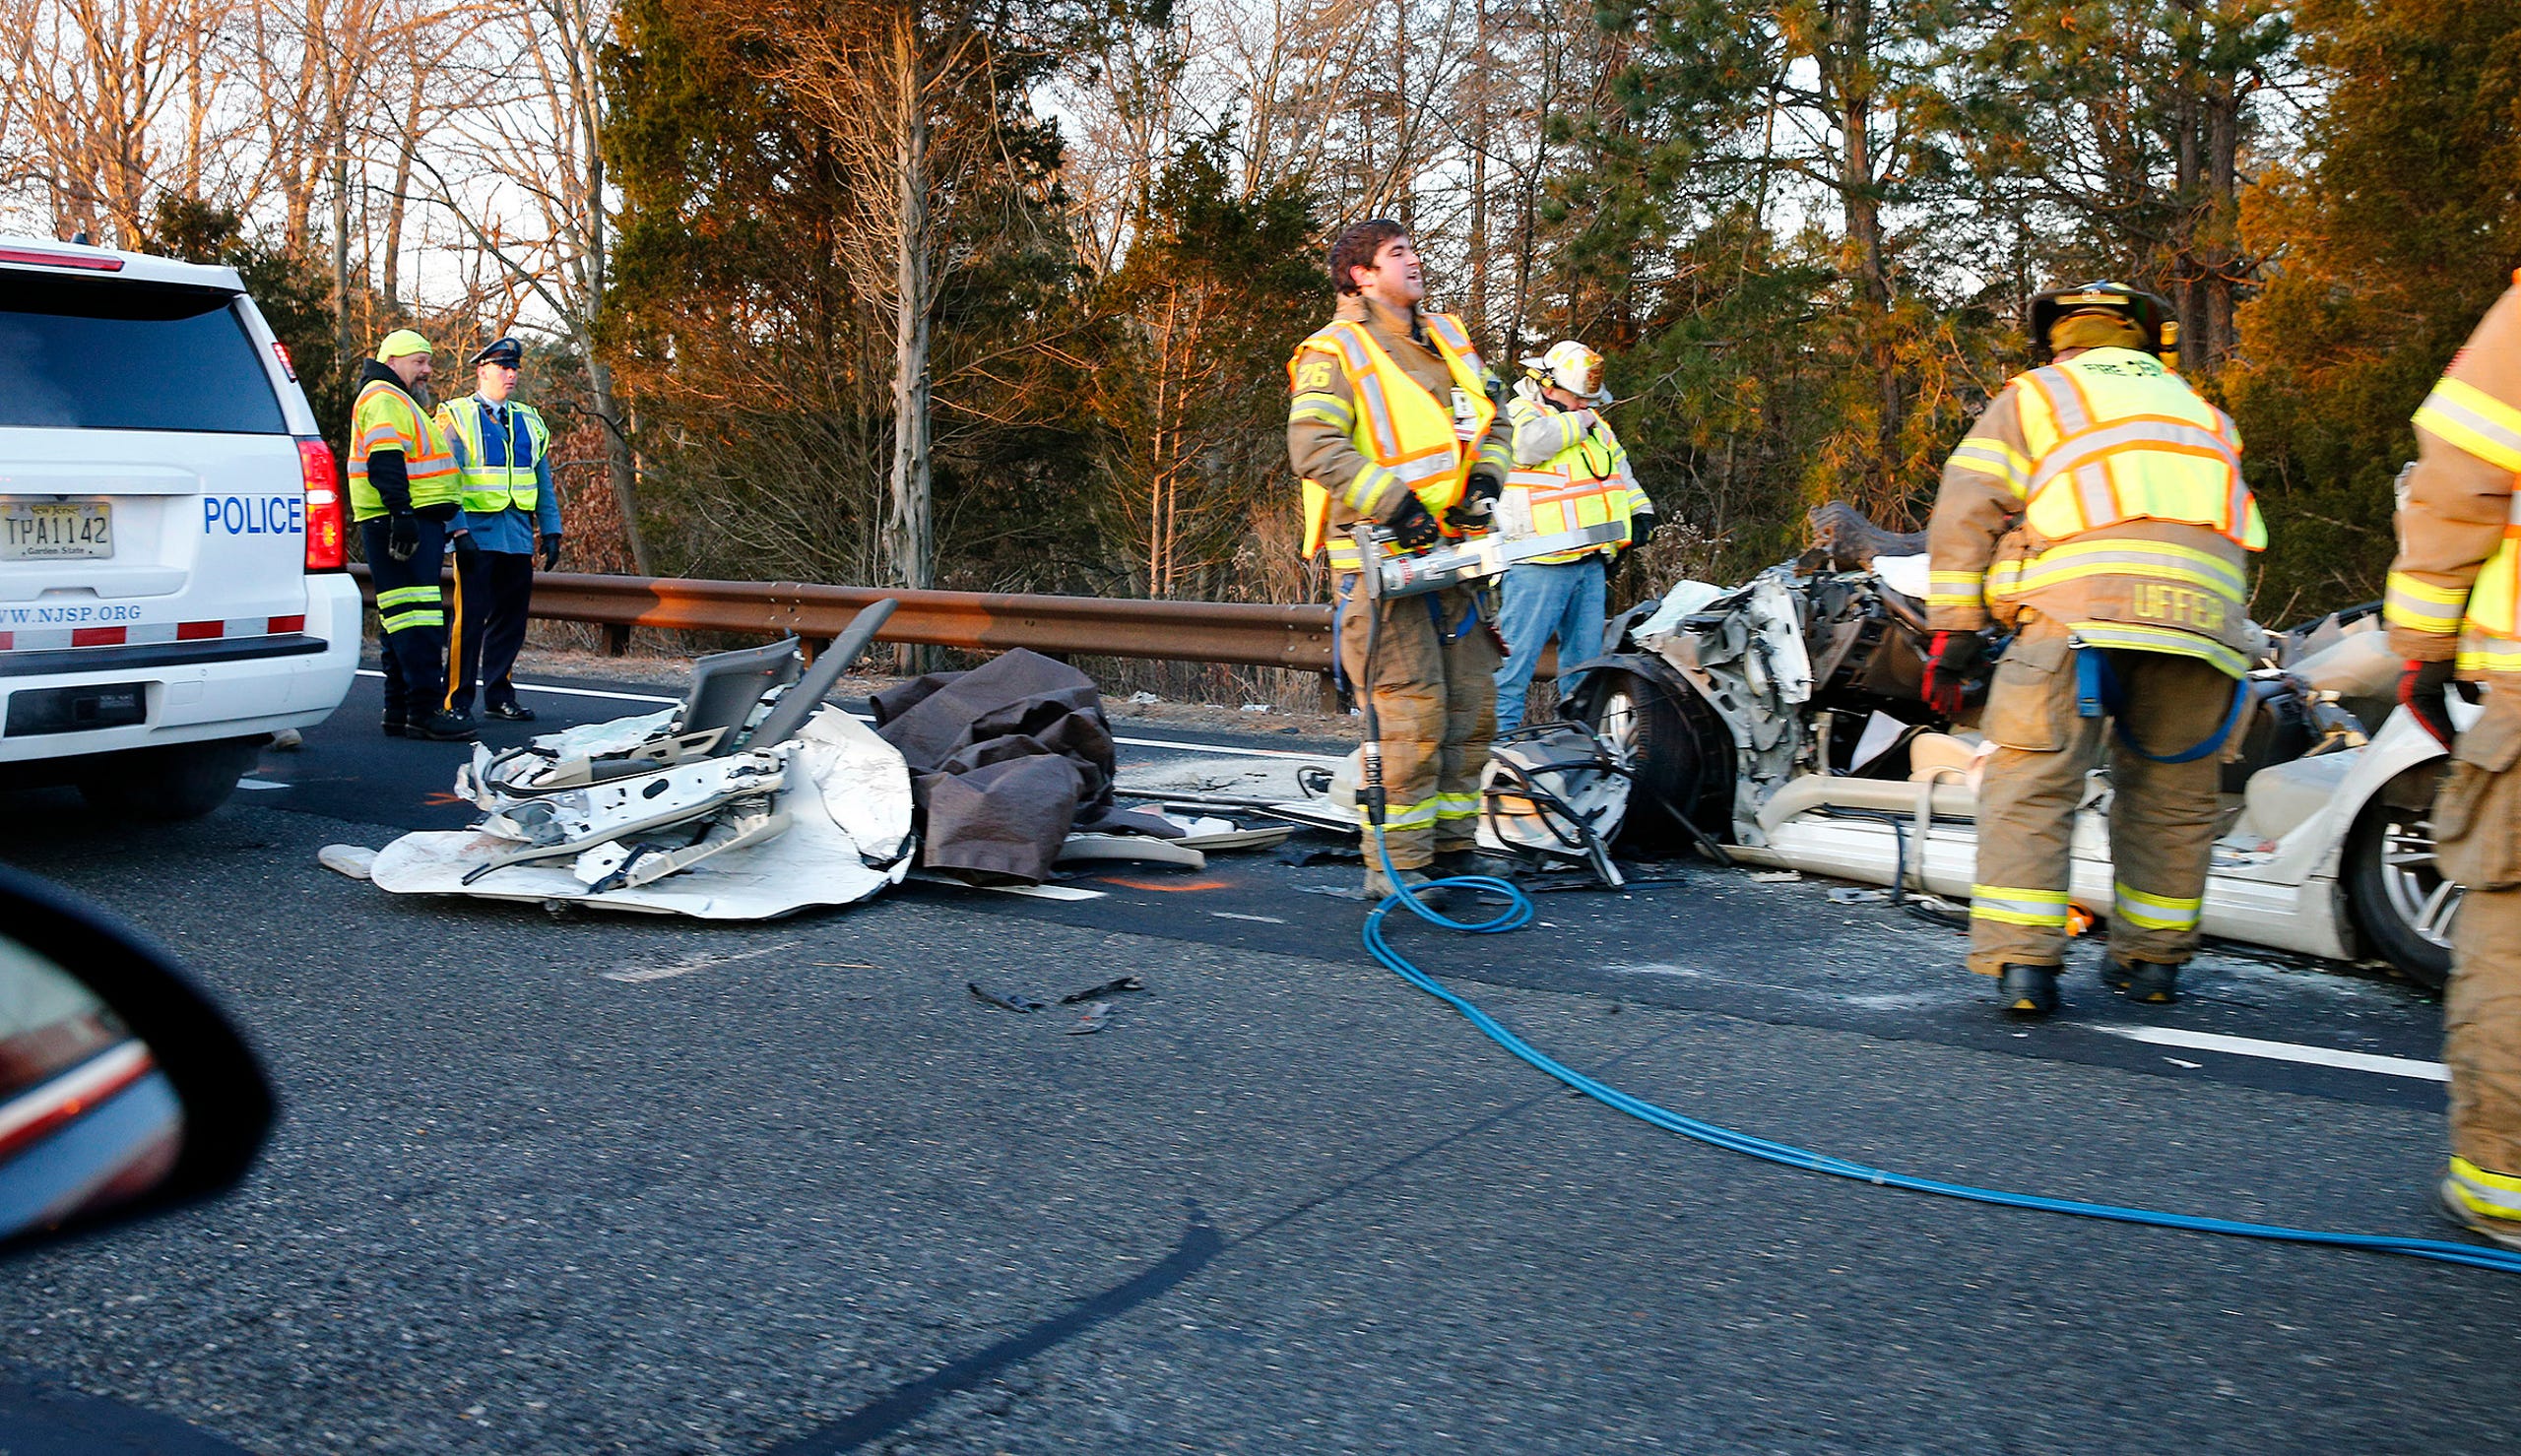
<box><xmin>0</xmin><ymin>501</ymin><xmax>113</xmax><ymax>560</ymax></box>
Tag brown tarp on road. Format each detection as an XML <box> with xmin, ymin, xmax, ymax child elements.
<box><xmin>869</xmin><ymin>648</ymin><xmax>1179</xmax><ymax>885</ymax></box>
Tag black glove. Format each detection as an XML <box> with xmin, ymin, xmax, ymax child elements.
<box><xmin>450</xmin><ymin>529</ymin><xmax>482</xmax><ymax>574</ymax></box>
<box><xmin>1388</xmin><ymin>496</ymin><xmax>1442</xmax><ymax>552</ymax></box>
<box><xmin>1442</xmin><ymin>470</ymin><xmax>1504</xmax><ymax>534</ymax></box>
<box><xmin>385</xmin><ymin>513</ymin><xmax>420</xmax><ymax>563</ymax></box>
<box><xmin>540</xmin><ymin>533</ymin><xmax>562</xmax><ymax>571</ymax></box>
<box><xmin>2401</xmin><ymin>658</ymin><xmax>2459</xmax><ymax>749</ymax></box>
<box><xmin>1628</xmin><ymin>507</ymin><xmax>1659</xmax><ymax>542</ymax></box>
<box><xmin>1922</xmin><ymin>630</ymin><xmax>1987</xmax><ymax>719</ymax></box>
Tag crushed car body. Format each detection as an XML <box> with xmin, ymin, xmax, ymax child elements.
<box><xmin>1560</xmin><ymin>506</ymin><xmax>2469</xmax><ymax>984</ymax></box>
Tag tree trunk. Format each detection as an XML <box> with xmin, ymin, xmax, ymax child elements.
<box><xmin>1466</xmin><ymin>0</ymin><xmax>1490</xmax><ymax>340</ymax></box>
<box><xmin>884</xmin><ymin>6</ymin><xmax>935</xmax><ymax>593</ymax></box>
<box><xmin>2202</xmin><ymin>61</ymin><xmax>2241</xmax><ymax>367</ymax></box>
<box><xmin>1831</xmin><ymin>0</ymin><xmax>1900</xmax><ymax>501</ymax></box>
<box><xmin>332</xmin><ymin>151</ymin><xmax>354</xmax><ymax>359</ymax></box>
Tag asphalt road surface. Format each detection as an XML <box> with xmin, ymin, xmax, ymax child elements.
<box><xmin>0</xmin><ymin>665</ymin><xmax>2507</xmax><ymax>1455</ymax></box>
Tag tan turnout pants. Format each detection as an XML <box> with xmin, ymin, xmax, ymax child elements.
<box><xmin>1967</xmin><ymin>617</ymin><xmax>2235</xmax><ymax>976</ymax></box>
<box><xmin>1337</xmin><ymin>580</ymin><xmax>1501</xmax><ymax>869</ymax></box>
<box><xmin>2434</xmin><ymin>687</ymin><xmax>2521</xmax><ymax>1180</ymax></box>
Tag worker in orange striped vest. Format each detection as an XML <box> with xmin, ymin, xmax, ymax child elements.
<box><xmin>1493</xmin><ymin>340</ymin><xmax>1655</xmax><ymax>732</ymax></box>
<box><xmin>1924</xmin><ymin>282</ymin><xmax>2267</xmax><ymax>1016</ymax></box>
<box><xmin>350</xmin><ymin>330</ymin><xmax>479</xmax><ymax>742</ymax></box>
<box><xmin>2383</xmin><ymin>273</ymin><xmax>2521</xmax><ymax>1251</ymax></box>
<box><xmin>1287</xmin><ymin>219</ymin><xmax>1516</xmax><ymax>897</ymax></box>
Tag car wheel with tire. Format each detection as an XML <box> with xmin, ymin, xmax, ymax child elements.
<box><xmin>77</xmin><ymin>737</ymin><xmax>264</xmax><ymax>822</ymax></box>
<box><xmin>1579</xmin><ymin>665</ymin><xmax>1733</xmax><ymax>848</ymax></box>
<box><xmin>2344</xmin><ymin>789</ymin><xmax>2457</xmax><ymax>990</ymax></box>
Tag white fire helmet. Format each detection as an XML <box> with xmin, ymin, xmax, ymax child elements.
<box><xmin>1519</xmin><ymin>340</ymin><xmax>1610</xmax><ymax>405</ymax></box>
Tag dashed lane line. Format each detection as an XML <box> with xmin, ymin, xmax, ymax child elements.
<box><xmin>2089</xmin><ymin>1024</ymin><xmax>2448</xmax><ymax>1082</ymax></box>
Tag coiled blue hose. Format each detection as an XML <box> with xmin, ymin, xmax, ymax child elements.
<box><xmin>1361</xmin><ymin>832</ymin><xmax>2521</xmax><ymax>1276</ymax></box>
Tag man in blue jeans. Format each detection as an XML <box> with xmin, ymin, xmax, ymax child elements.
<box><xmin>1494</xmin><ymin>341</ymin><xmax>1655</xmax><ymax>732</ymax></box>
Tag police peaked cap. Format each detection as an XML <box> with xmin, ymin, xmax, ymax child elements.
<box><xmin>470</xmin><ymin>336</ymin><xmax>525</xmax><ymax>368</ymax></box>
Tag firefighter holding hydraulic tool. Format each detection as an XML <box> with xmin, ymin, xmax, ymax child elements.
<box><xmin>1288</xmin><ymin>220</ymin><xmax>1516</xmax><ymax>898</ymax></box>
<box><xmin>2384</xmin><ymin>273</ymin><xmax>2521</xmax><ymax>1251</ymax></box>
<box><xmin>1923</xmin><ymin>283</ymin><xmax>2267</xmax><ymax>1018</ymax></box>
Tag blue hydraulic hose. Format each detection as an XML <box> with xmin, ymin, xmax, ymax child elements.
<box><xmin>1360</xmin><ymin>831</ymin><xmax>2521</xmax><ymax>1277</ymax></box>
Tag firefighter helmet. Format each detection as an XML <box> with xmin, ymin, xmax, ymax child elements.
<box><xmin>2028</xmin><ymin>281</ymin><xmax>2173</xmax><ymax>365</ymax></box>
<box><xmin>1519</xmin><ymin>340</ymin><xmax>1610</xmax><ymax>405</ymax></box>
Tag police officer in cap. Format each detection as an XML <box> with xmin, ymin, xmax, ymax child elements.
<box><xmin>434</xmin><ymin>337</ymin><xmax>563</xmax><ymax>722</ymax></box>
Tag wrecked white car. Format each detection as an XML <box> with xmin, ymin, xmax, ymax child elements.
<box><xmin>351</xmin><ymin>602</ymin><xmax>919</xmax><ymax>918</ymax></box>
<box><xmin>1562</xmin><ymin>509</ymin><xmax>2465</xmax><ymax>985</ymax></box>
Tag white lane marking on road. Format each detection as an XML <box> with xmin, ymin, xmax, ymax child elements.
<box><xmin>356</xmin><ymin>668</ymin><xmax>679</xmax><ymax>707</ymax></box>
<box><xmin>1111</xmin><ymin>734</ymin><xmax>1335</xmax><ymax>763</ymax></box>
<box><xmin>1210</xmin><ymin>911</ymin><xmax>1287</xmax><ymax>924</ymax></box>
<box><xmin>359</xmin><ymin>671</ymin><xmax>1338</xmax><ymax>767</ymax></box>
<box><xmin>2091</xmin><ymin>1024</ymin><xmax>2448</xmax><ymax>1082</ymax></box>
<box><xmin>235</xmin><ymin>778</ymin><xmax>289</xmax><ymax>790</ymax></box>
<box><xmin>604</xmin><ymin>939</ymin><xmax>799</xmax><ymax>983</ymax></box>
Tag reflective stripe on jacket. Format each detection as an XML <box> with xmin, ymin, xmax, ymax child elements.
<box><xmin>1502</xmin><ymin>390</ymin><xmax>1648</xmax><ymax>564</ymax></box>
<box><xmin>436</xmin><ymin>397</ymin><xmax>549</xmax><ymax>515</ymax></box>
<box><xmin>2387</xmin><ymin>276</ymin><xmax>2521</xmax><ymax>680</ymax></box>
<box><xmin>1287</xmin><ymin>298</ymin><xmax>1509</xmax><ymax>573</ymax></box>
<box><xmin>1927</xmin><ymin>348</ymin><xmax>2263</xmax><ymax>675</ymax></box>
<box><xmin>348</xmin><ymin>380</ymin><xmax>461</xmax><ymax>520</ymax></box>
<box><xmin>2012</xmin><ymin>350</ymin><xmax>2262</xmax><ymax>549</ymax></box>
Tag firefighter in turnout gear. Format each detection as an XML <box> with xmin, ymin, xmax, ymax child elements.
<box><xmin>1493</xmin><ymin>340</ymin><xmax>1655</xmax><ymax>732</ymax></box>
<box><xmin>2384</xmin><ymin>273</ymin><xmax>2521</xmax><ymax>1251</ymax></box>
<box><xmin>1288</xmin><ymin>219</ymin><xmax>1516</xmax><ymax>897</ymax></box>
<box><xmin>1925</xmin><ymin>283</ymin><xmax>2266</xmax><ymax>1016</ymax></box>
<box><xmin>351</xmin><ymin>329</ymin><xmax>478</xmax><ymax>742</ymax></box>
<box><xmin>435</xmin><ymin>336</ymin><xmax>562</xmax><ymax>723</ymax></box>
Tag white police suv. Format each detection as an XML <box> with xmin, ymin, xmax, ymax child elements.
<box><xmin>0</xmin><ymin>236</ymin><xmax>360</xmax><ymax>818</ymax></box>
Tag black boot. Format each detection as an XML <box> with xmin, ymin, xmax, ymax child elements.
<box><xmin>380</xmin><ymin>715</ymin><xmax>408</xmax><ymax>738</ymax></box>
<box><xmin>484</xmin><ymin>702</ymin><xmax>537</xmax><ymax>723</ymax></box>
<box><xmin>2103</xmin><ymin>958</ymin><xmax>2180</xmax><ymax>1005</ymax></box>
<box><xmin>413</xmin><ymin>710</ymin><xmax>479</xmax><ymax>742</ymax></box>
<box><xmin>1998</xmin><ymin>963</ymin><xmax>2060</xmax><ymax>1018</ymax></box>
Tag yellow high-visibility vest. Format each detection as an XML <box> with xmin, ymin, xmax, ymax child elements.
<box><xmin>348</xmin><ymin>380</ymin><xmax>462</xmax><ymax>521</ymax></box>
<box><xmin>437</xmin><ymin>397</ymin><xmax>549</xmax><ymax>515</ymax></box>
<box><xmin>1289</xmin><ymin>311</ymin><xmax>1497</xmax><ymax>572</ymax></box>
<box><xmin>2392</xmin><ymin>371</ymin><xmax>2521</xmax><ymax>672</ymax></box>
<box><xmin>2013</xmin><ymin>348</ymin><xmax>2264</xmax><ymax>550</ymax></box>
<box><xmin>1503</xmin><ymin>399</ymin><xmax>1642</xmax><ymax>564</ymax></box>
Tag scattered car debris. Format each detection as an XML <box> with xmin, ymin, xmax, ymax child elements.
<box><xmin>1064</xmin><ymin>1000</ymin><xmax>1116</xmax><ymax>1034</ymax></box>
<box><xmin>968</xmin><ymin>982</ymin><xmax>1049</xmax><ymax>1013</ymax></box>
<box><xmin>317</xmin><ymin>844</ymin><xmax>378</xmax><ymax>880</ymax></box>
<box><xmin>1749</xmin><ymin>870</ymin><xmax>1803</xmax><ymax>883</ymax></box>
<box><xmin>1060</xmin><ymin>975</ymin><xmax>1144</xmax><ymax>1003</ymax></box>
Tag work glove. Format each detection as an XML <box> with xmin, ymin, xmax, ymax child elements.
<box><xmin>1921</xmin><ymin>630</ymin><xmax>1987</xmax><ymax>720</ymax></box>
<box><xmin>385</xmin><ymin>513</ymin><xmax>420</xmax><ymax>563</ymax></box>
<box><xmin>2400</xmin><ymin>658</ymin><xmax>2460</xmax><ymax>749</ymax></box>
<box><xmin>540</xmin><ymin>533</ymin><xmax>563</xmax><ymax>572</ymax></box>
<box><xmin>450</xmin><ymin>529</ymin><xmax>482</xmax><ymax>575</ymax></box>
<box><xmin>1388</xmin><ymin>496</ymin><xmax>1443</xmax><ymax>553</ymax></box>
<box><xmin>1444</xmin><ymin>470</ymin><xmax>1503</xmax><ymax>534</ymax></box>
<box><xmin>1628</xmin><ymin>507</ymin><xmax>1659</xmax><ymax>543</ymax></box>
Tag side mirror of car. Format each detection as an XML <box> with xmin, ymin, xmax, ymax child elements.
<box><xmin>0</xmin><ymin>864</ymin><xmax>274</xmax><ymax>1257</ymax></box>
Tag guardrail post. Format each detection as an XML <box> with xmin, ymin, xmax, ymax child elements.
<box><xmin>603</xmin><ymin>623</ymin><xmax>630</xmax><ymax>658</ymax></box>
<box><xmin>1318</xmin><ymin>671</ymin><xmax>1342</xmax><ymax>716</ymax></box>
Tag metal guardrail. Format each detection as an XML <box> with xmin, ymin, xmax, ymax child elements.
<box><xmin>348</xmin><ymin>565</ymin><xmax>1339</xmax><ymax>674</ymax></box>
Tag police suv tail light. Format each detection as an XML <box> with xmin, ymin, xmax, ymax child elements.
<box><xmin>299</xmin><ymin>437</ymin><xmax>344</xmax><ymax>571</ymax></box>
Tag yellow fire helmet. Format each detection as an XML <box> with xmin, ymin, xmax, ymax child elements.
<box><xmin>374</xmin><ymin>328</ymin><xmax>435</xmax><ymax>362</ymax></box>
<box><xmin>1520</xmin><ymin>340</ymin><xmax>1610</xmax><ymax>405</ymax></box>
